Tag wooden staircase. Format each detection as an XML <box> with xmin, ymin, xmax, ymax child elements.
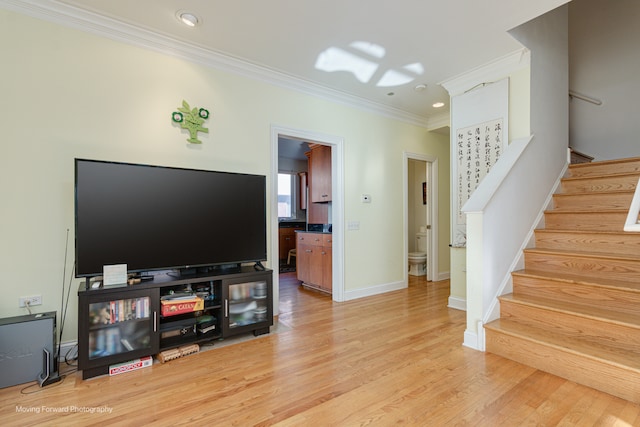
<box><xmin>484</xmin><ymin>156</ymin><xmax>640</xmax><ymax>403</ymax></box>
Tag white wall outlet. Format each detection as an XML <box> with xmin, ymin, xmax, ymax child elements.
<box><xmin>361</xmin><ymin>194</ymin><xmax>372</xmax><ymax>203</ymax></box>
<box><xmin>19</xmin><ymin>295</ymin><xmax>42</xmax><ymax>307</ymax></box>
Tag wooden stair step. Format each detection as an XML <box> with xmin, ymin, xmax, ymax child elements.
<box><xmin>568</xmin><ymin>157</ymin><xmax>640</xmax><ymax>178</ymax></box>
<box><xmin>534</xmin><ymin>229</ymin><xmax>640</xmax><ymax>256</ymax></box>
<box><xmin>552</xmin><ymin>190</ymin><xmax>634</xmax><ymax>211</ymax></box>
<box><xmin>524</xmin><ymin>248</ymin><xmax>640</xmax><ymax>283</ymax></box>
<box><xmin>498</xmin><ymin>293</ymin><xmax>640</xmax><ymax>352</ymax></box>
<box><xmin>486</xmin><ymin>319</ymin><xmax>640</xmax><ymax>371</ymax></box>
<box><xmin>490</xmin><ymin>155</ymin><xmax>640</xmax><ymax>403</ymax></box>
<box><xmin>543</xmin><ymin>210</ymin><xmax>629</xmax><ymax>231</ymax></box>
<box><xmin>560</xmin><ymin>172</ymin><xmax>640</xmax><ymax>194</ymax></box>
<box><xmin>512</xmin><ymin>269</ymin><xmax>640</xmax><ymax>315</ymax></box>
<box><xmin>484</xmin><ymin>319</ymin><xmax>640</xmax><ymax>403</ymax></box>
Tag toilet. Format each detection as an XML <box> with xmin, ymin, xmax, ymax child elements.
<box><xmin>408</xmin><ymin>231</ymin><xmax>427</xmax><ymax>276</ymax></box>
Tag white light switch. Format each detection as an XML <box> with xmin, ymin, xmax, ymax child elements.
<box><xmin>347</xmin><ymin>221</ymin><xmax>360</xmax><ymax>230</ymax></box>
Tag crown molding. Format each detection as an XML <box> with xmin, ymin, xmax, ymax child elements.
<box><xmin>440</xmin><ymin>48</ymin><xmax>530</xmax><ymax>97</ymax></box>
<box><xmin>1</xmin><ymin>0</ymin><xmax>432</xmax><ymax>128</ymax></box>
<box><xmin>426</xmin><ymin>112</ymin><xmax>450</xmax><ymax>132</ymax></box>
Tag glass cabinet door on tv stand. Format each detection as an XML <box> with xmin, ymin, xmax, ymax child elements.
<box><xmin>222</xmin><ymin>274</ymin><xmax>273</xmax><ymax>337</ymax></box>
<box><xmin>78</xmin><ymin>287</ymin><xmax>159</xmax><ymax>380</ymax></box>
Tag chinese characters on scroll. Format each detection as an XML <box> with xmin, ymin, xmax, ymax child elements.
<box><xmin>453</xmin><ymin>118</ymin><xmax>504</xmax><ymax>243</ymax></box>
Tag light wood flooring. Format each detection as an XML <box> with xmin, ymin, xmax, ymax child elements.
<box><xmin>2</xmin><ymin>273</ymin><xmax>639</xmax><ymax>426</ymax></box>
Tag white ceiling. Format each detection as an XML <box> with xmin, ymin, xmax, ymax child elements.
<box><xmin>4</xmin><ymin>0</ymin><xmax>568</xmax><ymax>127</ymax></box>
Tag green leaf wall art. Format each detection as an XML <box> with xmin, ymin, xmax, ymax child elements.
<box><xmin>171</xmin><ymin>100</ymin><xmax>210</xmax><ymax>144</ymax></box>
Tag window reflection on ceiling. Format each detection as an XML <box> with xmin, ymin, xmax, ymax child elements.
<box><xmin>315</xmin><ymin>41</ymin><xmax>424</xmax><ymax>88</ymax></box>
<box><xmin>315</xmin><ymin>47</ymin><xmax>379</xmax><ymax>83</ymax></box>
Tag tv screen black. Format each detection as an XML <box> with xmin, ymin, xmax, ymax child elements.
<box><xmin>75</xmin><ymin>159</ymin><xmax>267</xmax><ymax>277</ymax></box>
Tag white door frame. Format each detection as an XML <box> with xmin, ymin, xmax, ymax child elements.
<box><xmin>403</xmin><ymin>152</ymin><xmax>439</xmax><ymax>282</ymax></box>
<box><xmin>271</xmin><ymin>125</ymin><xmax>345</xmax><ymax>313</ymax></box>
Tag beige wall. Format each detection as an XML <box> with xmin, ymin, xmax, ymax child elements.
<box><xmin>0</xmin><ymin>9</ymin><xmax>450</xmax><ymax>343</ymax></box>
<box><xmin>509</xmin><ymin>67</ymin><xmax>531</xmax><ymax>142</ymax></box>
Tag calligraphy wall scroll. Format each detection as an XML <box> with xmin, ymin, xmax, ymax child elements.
<box><xmin>455</xmin><ymin>118</ymin><xmax>503</xmax><ymax>225</ymax></box>
<box><xmin>450</xmin><ymin>78</ymin><xmax>509</xmax><ymax>247</ymax></box>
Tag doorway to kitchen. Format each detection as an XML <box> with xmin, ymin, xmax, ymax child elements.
<box><xmin>271</xmin><ymin>125</ymin><xmax>344</xmax><ymax>316</ymax></box>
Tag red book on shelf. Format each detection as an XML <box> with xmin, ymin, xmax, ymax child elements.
<box><xmin>160</xmin><ymin>298</ymin><xmax>204</xmax><ymax>317</ymax></box>
<box><xmin>110</xmin><ymin>301</ymin><xmax>115</xmax><ymax>324</ymax></box>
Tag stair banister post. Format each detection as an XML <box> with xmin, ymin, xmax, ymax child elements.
<box><xmin>624</xmin><ymin>177</ymin><xmax>640</xmax><ymax>232</ymax></box>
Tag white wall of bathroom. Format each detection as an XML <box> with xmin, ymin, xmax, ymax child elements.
<box><xmin>0</xmin><ymin>9</ymin><xmax>450</xmax><ymax>343</ymax></box>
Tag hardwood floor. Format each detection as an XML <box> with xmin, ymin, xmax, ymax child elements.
<box><xmin>2</xmin><ymin>273</ymin><xmax>639</xmax><ymax>426</ymax></box>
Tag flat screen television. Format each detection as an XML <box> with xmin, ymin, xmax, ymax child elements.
<box><xmin>74</xmin><ymin>159</ymin><xmax>267</xmax><ymax>279</ymax></box>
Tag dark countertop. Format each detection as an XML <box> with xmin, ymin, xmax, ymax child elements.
<box><xmin>295</xmin><ymin>230</ymin><xmax>332</xmax><ymax>235</ymax></box>
<box><xmin>278</xmin><ymin>221</ymin><xmax>306</xmax><ymax>228</ymax></box>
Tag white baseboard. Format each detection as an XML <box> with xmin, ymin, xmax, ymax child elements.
<box><xmin>447</xmin><ymin>296</ymin><xmax>466</xmax><ymax>311</ymax></box>
<box><xmin>58</xmin><ymin>340</ymin><xmax>78</xmax><ymax>364</ymax></box>
<box><xmin>463</xmin><ymin>329</ymin><xmax>481</xmax><ymax>351</ymax></box>
<box><xmin>437</xmin><ymin>271</ymin><xmax>450</xmax><ymax>281</ymax></box>
<box><xmin>463</xmin><ymin>320</ymin><xmax>486</xmax><ymax>351</ymax></box>
<box><xmin>343</xmin><ymin>280</ymin><xmax>406</xmax><ymax>301</ymax></box>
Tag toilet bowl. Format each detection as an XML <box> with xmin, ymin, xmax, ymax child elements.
<box><xmin>408</xmin><ymin>232</ymin><xmax>427</xmax><ymax>276</ymax></box>
<box><xmin>408</xmin><ymin>252</ymin><xmax>427</xmax><ymax>276</ymax></box>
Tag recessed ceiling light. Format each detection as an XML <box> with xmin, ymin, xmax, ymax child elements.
<box><xmin>432</xmin><ymin>102</ymin><xmax>445</xmax><ymax>108</ymax></box>
<box><xmin>177</xmin><ymin>11</ymin><xmax>199</xmax><ymax>27</ymax></box>
<box><xmin>414</xmin><ymin>84</ymin><xmax>427</xmax><ymax>91</ymax></box>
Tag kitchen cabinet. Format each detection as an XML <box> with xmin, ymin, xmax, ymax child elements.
<box><xmin>278</xmin><ymin>223</ymin><xmax>304</xmax><ymax>261</ymax></box>
<box><xmin>308</xmin><ymin>144</ymin><xmax>331</xmax><ymax>203</ymax></box>
<box><xmin>305</xmin><ymin>144</ymin><xmax>331</xmax><ymax>224</ymax></box>
<box><xmin>321</xmin><ymin>234</ymin><xmax>332</xmax><ymax>292</ymax></box>
<box><xmin>296</xmin><ymin>232</ymin><xmax>332</xmax><ymax>294</ymax></box>
<box><xmin>298</xmin><ymin>172</ymin><xmax>307</xmax><ymax>210</ymax></box>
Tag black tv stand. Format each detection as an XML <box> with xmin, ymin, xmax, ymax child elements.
<box><xmin>77</xmin><ymin>266</ymin><xmax>273</xmax><ymax>379</ymax></box>
<box><xmin>254</xmin><ymin>261</ymin><xmax>265</xmax><ymax>271</ymax></box>
<box><xmin>211</xmin><ymin>263</ymin><xmax>241</xmax><ymax>272</ymax></box>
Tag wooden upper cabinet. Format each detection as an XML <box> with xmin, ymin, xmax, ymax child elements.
<box><xmin>308</xmin><ymin>144</ymin><xmax>331</xmax><ymax>203</ymax></box>
<box><xmin>298</xmin><ymin>172</ymin><xmax>307</xmax><ymax>210</ymax></box>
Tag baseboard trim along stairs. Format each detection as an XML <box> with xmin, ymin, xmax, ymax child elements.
<box><xmin>484</xmin><ymin>156</ymin><xmax>640</xmax><ymax>403</ymax></box>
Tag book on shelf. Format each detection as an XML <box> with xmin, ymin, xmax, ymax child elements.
<box><xmin>95</xmin><ymin>298</ymin><xmax>150</xmax><ymax>325</ymax></box>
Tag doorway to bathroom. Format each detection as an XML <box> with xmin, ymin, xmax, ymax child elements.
<box><xmin>404</xmin><ymin>153</ymin><xmax>438</xmax><ymax>282</ymax></box>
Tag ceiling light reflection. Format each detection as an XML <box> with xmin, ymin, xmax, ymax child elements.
<box><xmin>377</xmin><ymin>70</ymin><xmax>414</xmax><ymax>87</ymax></box>
<box><xmin>403</xmin><ymin>63</ymin><xmax>424</xmax><ymax>75</ymax></box>
<box><xmin>315</xmin><ymin>47</ymin><xmax>379</xmax><ymax>83</ymax></box>
<box><xmin>350</xmin><ymin>41</ymin><xmax>386</xmax><ymax>59</ymax></box>
<box><xmin>315</xmin><ymin>41</ymin><xmax>425</xmax><ymax>88</ymax></box>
